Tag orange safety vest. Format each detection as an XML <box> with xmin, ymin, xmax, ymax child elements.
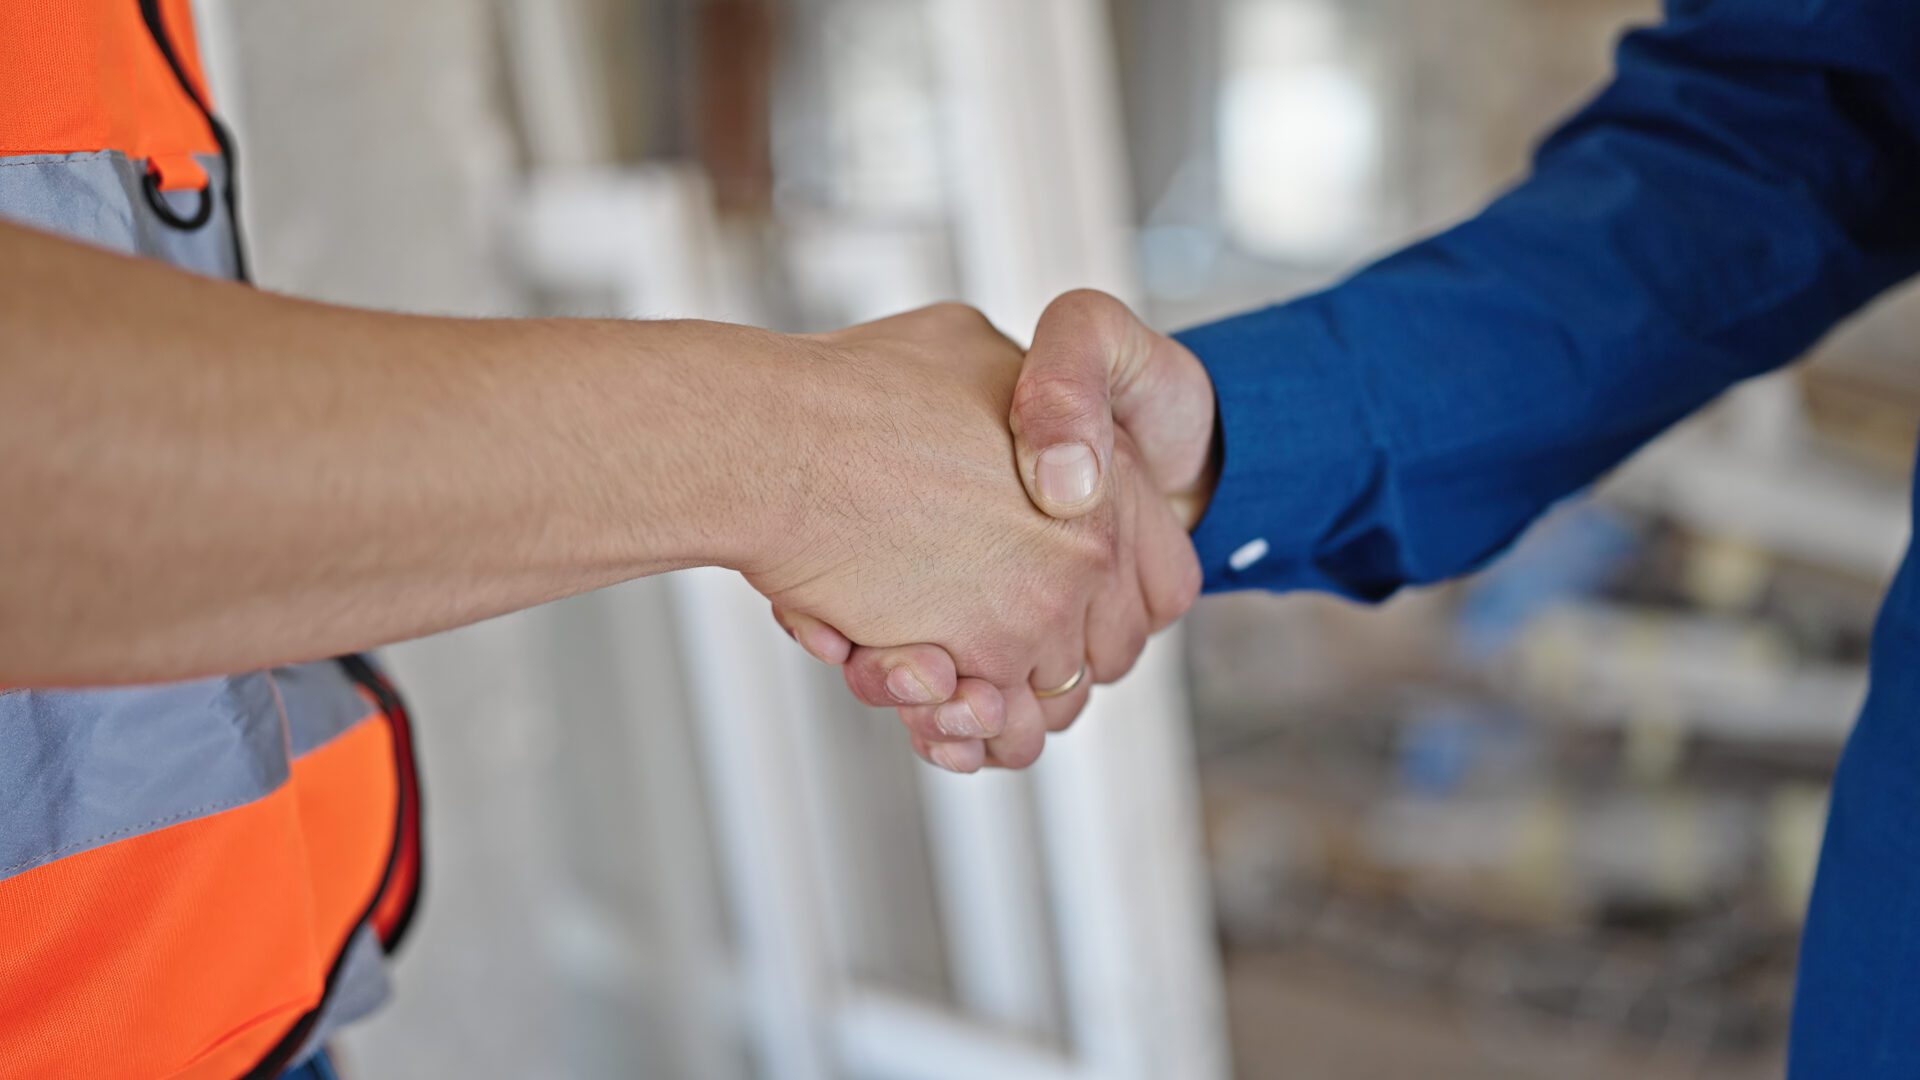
<box><xmin>0</xmin><ymin>5</ymin><xmax>424</xmax><ymax>1077</ymax></box>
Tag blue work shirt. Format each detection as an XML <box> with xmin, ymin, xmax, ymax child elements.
<box><xmin>1174</xmin><ymin>1</ymin><xmax>1920</xmax><ymax>1074</ymax></box>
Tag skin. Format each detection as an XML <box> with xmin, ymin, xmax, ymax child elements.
<box><xmin>0</xmin><ymin>223</ymin><xmax>1183</xmax><ymax>718</ymax></box>
<box><xmin>783</xmin><ymin>290</ymin><xmax>1221</xmax><ymax>771</ymax></box>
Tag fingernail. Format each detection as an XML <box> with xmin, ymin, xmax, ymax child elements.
<box><xmin>797</xmin><ymin>630</ymin><xmax>832</xmax><ymax>663</ymax></box>
<box><xmin>935</xmin><ymin>700</ymin><xmax>989</xmax><ymax>738</ymax></box>
<box><xmin>1036</xmin><ymin>443</ymin><xmax>1099</xmax><ymax>507</ymax></box>
<box><xmin>886</xmin><ymin>665</ymin><xmax>937</xmax><ymax>705</ymax></box>
<box><xmin>930</xmin><ymin>742</ymin><xmax>980</xmax><ymax>774</ymax></box>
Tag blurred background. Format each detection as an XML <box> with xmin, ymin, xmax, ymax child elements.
<box><xmin>188</xmin><ymin>0</ymin><xmax>1920</xmax><ymax>1077</ymax></box>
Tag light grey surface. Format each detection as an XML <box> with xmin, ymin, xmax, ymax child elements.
<box><xmin>219</xmin><ymin>0</ymin><xmax>520</xmax><ymax>316</ymax></box>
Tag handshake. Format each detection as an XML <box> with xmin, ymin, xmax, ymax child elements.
<box><xmin>736</xmin><ymin>290</ymin><xmax>1218</xmax><ymax>774</ymax></box>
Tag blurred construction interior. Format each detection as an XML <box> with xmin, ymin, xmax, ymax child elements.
<box><xmin>192</xmin><ymin>0</ymin><xmax>1920</xmax><ymax>1077</ymax></box>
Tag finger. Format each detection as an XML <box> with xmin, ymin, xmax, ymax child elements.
<box><xmin>771</xmin><ymin>604</ymin><xmax>853</xmax><ymax>665</ymax></box>
<box><xmin>1083</xmin><ymin>442</ymin><xmax>1154</xmax><ymax>683</ymax></box>
<box><xmin>1027</xmin><ymin>612</ymin><xmax>1088</xmax><ymax>706</ymax></box>
<box><xmin>912</xmin><ymin>732</ymin><xmax>987</xmax><ymax>774</ymax></box>
<box><xmin>1023</xmin><ymin>586</ymin><xmax>1093</xmax><ymax>730</ymax></box>
<box><xmin>1013</xmin><ymin>292</ymin><xmax>1219</xmax><ymax>519</ymax></box>
<box><xmin>1110</xmin><ymin>328</ymin><xmax>1218</xmax><ymax>501</ymax></box>
<box><xmin>841</xmin><ymin>643</ymin><xmax>958</xmax><ymax>708</ymax></box>
<box><xmin>1036</xmin><ymin>675</ymin><xmax>1092</xmax><ymax>733</ymax></box>
<box><xmin>985</xmin><ymin>684</ymin><xmax>1048</xmax><ymax>769</ymax></box>
<box><xmin>1133</xmin><ymin>470</ymin><xmax>1204</xmax><ymax>632</ymax></box>
<box><xmin>895</xmin><ymin>677</ymin><xmax>1007</xmax><ymax>744</ymax></box>
<box><xmin>1010</xmin><ymin>290</ymin><xmax>1130</xmax><ymax>518</ymax></box>
<box><xmin>1085</xmin><ymin>570</ymin><xmax>1151</xmax><ymax>685</ymax></box>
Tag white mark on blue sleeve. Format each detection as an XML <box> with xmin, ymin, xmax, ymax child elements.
<box><xmin>1227</xmin><ymin>538</ymin><xmax>1270</xmax><ymax>572</ymax></box>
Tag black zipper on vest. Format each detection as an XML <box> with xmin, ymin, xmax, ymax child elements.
<box><xmin>134</xmin><ymin>0</ymin><xmax>252</xmax><ymax>283</ymax></box>
<box><xmin>240</xmin><ymin>655</ymin><xmax>425</xmax><ymax>1080</ymax></box>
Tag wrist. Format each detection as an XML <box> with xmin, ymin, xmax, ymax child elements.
<box><xmin>526</xmin><ymin>317</ymin><xmax>823</xmax><ymax>580</ymax></box>
<box><xmin>671</xmin><ymin>323</ymin><xmax>827</xmax><ymax>577</ymax></box>
<box><xmin>675</xmin><ymin>323</ymin><xmax>872</xmax><ymax>580</ymax></box>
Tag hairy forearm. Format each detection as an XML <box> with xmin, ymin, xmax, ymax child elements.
<box><xmin>1</xmin><ymin>222</ymin><xmax>803</xmax><ymax>685</ymax></box>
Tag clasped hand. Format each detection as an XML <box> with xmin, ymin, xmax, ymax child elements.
<box><xmin>745</xmin><ymin>291</ymin><xmax>1217</xmax><ymax>772</ymax></box>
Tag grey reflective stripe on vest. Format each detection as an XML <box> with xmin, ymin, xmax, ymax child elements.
<box><xmin>0</xmin><ymin>673</ymin><xmax>285</xmax><ymax>877</ymax></box>
<box><xmin>0</xmin><ymin>662</ymin><xmax>376</xmax><ymax>879</ymax></box>
<box><xmin>0</xmin><ymin>150</ymin><xmax>236</xmax><ymax>278</ymax></box>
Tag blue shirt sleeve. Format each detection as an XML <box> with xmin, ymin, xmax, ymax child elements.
<box><xmin>1183</xmin><ymin>0</ymin><xmax>1920</xmax><ymax>599</ymax></box>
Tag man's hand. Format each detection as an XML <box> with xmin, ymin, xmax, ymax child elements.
<box><xmin>776</xmin><ymin>291</ymin><xmax>1218</xmax><ymax>771</ymax></box>
<box><xmin>0</xmin><ymin>219</ymin><xmax>1198</xmax><ymax>693</ymax></box>
<box><xmin>747</xmin><ymin>301</ymin><xmax>1197</xmax><ymax>770</ymax></box>
<box><xmin>1009</xmin><ymin>289</ymin><xmax>1219</xmax><ymax>529</ymax></box>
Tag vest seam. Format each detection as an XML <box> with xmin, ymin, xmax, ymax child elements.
<box><xmin>0</xmin><ymin>149</ymin><xmax>216</xmax><ymax>169</ymax></box>
<box><xmin>0</xmin><ymin>790</ymin><xmax>273</xmax><ymax>877</ymax></box>
<box><xmin>0</xmin><ymin>150</ymin><xmax>121</xmax><ymax>168</ymax></box>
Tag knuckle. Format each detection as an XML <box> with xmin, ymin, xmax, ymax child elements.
<box><xmin>1070</xmin><ymin>521</ymin><xmax>1121</xmax><ymax>578</ymax></box>
<box><xmin>1054</xmin><ymin>507</ymin><xmax>1115</xmax><ymax>559</ymax></box>
<box><xmin>923</xmin><ymin>301</ymin><xmax>991</xmax><ymax>331</ymax></box>
<box><xmin>960</xmin><ymin>641</ymin><xmax>1024</xmax><ymax>690</ymax></box>
<box><xmin>1022</xmin><ymin>574</ymin><xmax>1063</xmax><ymax>618</ymax></box>
<box><xmin>1013</xmin><ymin>373</ymin><xmax>1101</xmax><ymax>430</ymax></box>
<box><xmin>1037</xmin><ymin>579</ymin><xmax>1082</xmax><ymax>628</ymax></box>
<box><xmin>1051</xmin><ymin>288</ymin><xmax>1120</xmax><ymax>321</ymax></box>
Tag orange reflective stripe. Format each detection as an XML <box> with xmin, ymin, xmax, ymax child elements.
<box><xmin>0</xmin><ymin>0</ymin><xmax>219</xmax><ymax>190</ymax></box>
<box><xmin>0</xmin><ymin>713</ymin><xmax>398</xmax><ymax>1080</ymax></box>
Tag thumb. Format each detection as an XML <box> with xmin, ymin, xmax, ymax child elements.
<box><xmin>1010</xmin><ymin>290</ymin><xmax>1129</xmax><ymax>519</ymax></box>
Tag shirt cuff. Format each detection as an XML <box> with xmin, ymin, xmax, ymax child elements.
<box><xmin>1175</xmin><ymin>298</ymin><xmax>1395</xmax><ymax>599</ymax></box>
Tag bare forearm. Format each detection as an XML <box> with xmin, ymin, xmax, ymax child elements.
<box><xmin>1</xmin><ymin>222</ymin><xmax>801</xmax><ymax>685</ymax></box>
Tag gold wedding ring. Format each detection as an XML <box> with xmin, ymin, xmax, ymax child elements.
<box><xmin>1033</xmin><ymin>664</ymin><xmax>1087</xmax><ymax>699</ymax></box>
